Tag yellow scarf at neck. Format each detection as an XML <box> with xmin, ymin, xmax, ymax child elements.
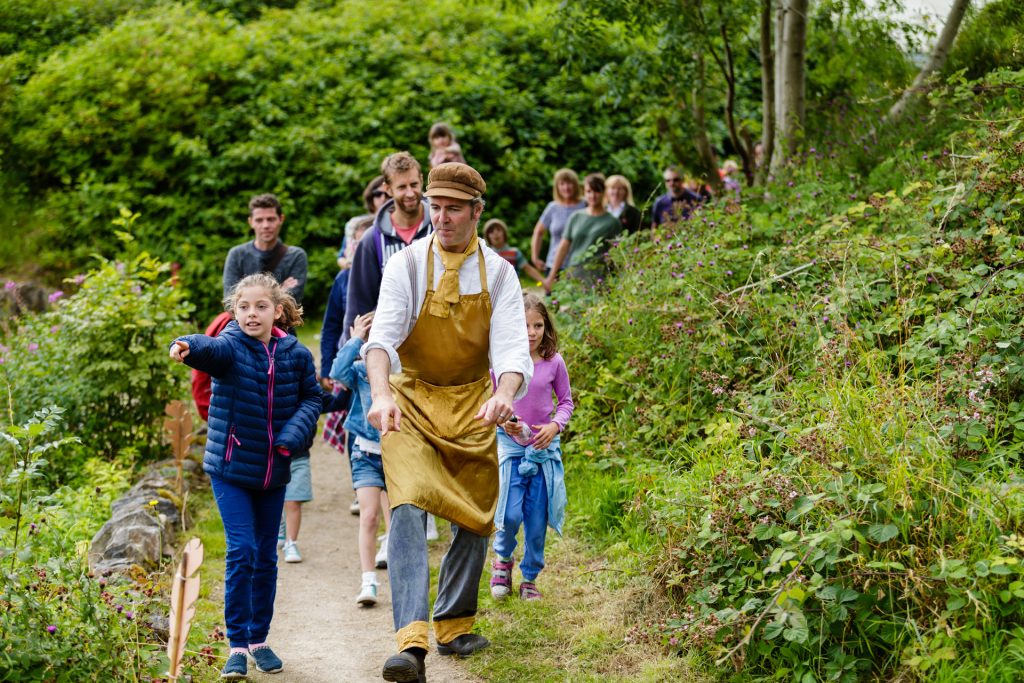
<box><xmin>429</xmin><ymin>237</ymin><xmax>479</xmax><ymax>318</ymax></box>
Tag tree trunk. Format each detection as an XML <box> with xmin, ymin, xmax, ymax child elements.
<box><xmin>771</xmin><ymin>0</ymin><xmax>787</xmax><ymax>171</ymax></box>
<box><xmin>719</xmin><ymin>23</ymin><xmax>754</xmax><ymax>186</ymax></box>
<box><xmin>774</xmin><ymin>1</ymin><xmax>786</xmax><ymax>127</ymax></box>
<box><xmin>772</xmin><ymin>0</ymin><xmax>808</xmax><ymax>170</ymax></box>
<box><xmin>758</xmin><ymin>0</ymin><xmax>775</xmax><ymax>184</ymax></box>
<box><xmin>780</xmin><ymin>0</ymin><xmax>807</xmax><ymax>155</ymax></box>
<box><xmin>886</xmin><ymin>0</ymin><xmax>971</xmax><ymax>122</ymax></box>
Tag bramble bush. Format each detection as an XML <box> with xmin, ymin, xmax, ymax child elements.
<box><xmin>0</xmin><ymin>211</ymin><xmax>192</xmax><ymax>471</ymax></box>
<box><xmin>557</xmin><ymin>69</ymin><xmax>1024</xmax><ymax>681</ymax></box>
<box><xmin>0</xmin><ymin>212</ymin><xmax>196</xmax><ymax>680</ymax></box>
<box><xmin>0</xmin><ymin>407</ymin><xmax>164</xmax><ymax>682</ymax></box>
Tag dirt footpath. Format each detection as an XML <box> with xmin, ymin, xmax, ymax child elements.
<box><xmin>270</xmin><ymin>436</ymin><xmax>481</xmax><ymax>682</ymax></box>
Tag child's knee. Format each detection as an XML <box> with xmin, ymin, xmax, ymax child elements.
<box><xmin>360</xmin><ymin>507</ymin><xmax>380</xmax><ymax>529</ymax></box>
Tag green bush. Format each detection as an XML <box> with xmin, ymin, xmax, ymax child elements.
<box><xmin>557</xmin><ymin>69</ymin><xmax>1024</xmax><ymax>680</ymax></box>
<box><xmin>0</xmin><ymin>213</ymin><xmax>192</xmax><ymax>470</ymax></box>
<box><xmin>0</xmin><ymin>0</ymin><xmax>650</xmax><ymax>318</ymax></box>
<box><xmin>0</xmin><ymin>0</ymin><xmax>162</xmax><ymax>61</ymax></box>
<box><xmin>947</xmin><ymin>0</ymin><xmax>1024</xmax><ymax>79</ymax></box>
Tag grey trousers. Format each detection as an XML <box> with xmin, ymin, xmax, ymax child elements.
<box><xmin>388</xmin><ymin>504</ymin><xmax>488</xmax><ymax>651</ymax></box>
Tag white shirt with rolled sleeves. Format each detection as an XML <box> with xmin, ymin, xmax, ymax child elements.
<box><xmin>362</xmin><ymin>236</ymin><xmax>533</xmax><ymax>399</ymax></box>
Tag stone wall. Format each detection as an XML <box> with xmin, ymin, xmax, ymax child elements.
<box><xmin>89</xmin><ymin>457</ymin><xmax>202</xmax><ymax>574</ymax></box>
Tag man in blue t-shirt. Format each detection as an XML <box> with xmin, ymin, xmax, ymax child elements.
<box><xmin>651</xmin><ymin>164</ymin><xmax>703</xmax><ymax>229</ymax></box>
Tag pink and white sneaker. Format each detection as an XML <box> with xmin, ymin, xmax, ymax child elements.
<box><xmin>489</xmin><ymin>557</ymin><xmax>514</xmax><ymax>600</ymax></box>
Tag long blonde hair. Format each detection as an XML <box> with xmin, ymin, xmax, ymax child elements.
<box><xmin>224</xmin><ymin>273</ymin><xmax>304</xmax><ymax>330</ymax></box>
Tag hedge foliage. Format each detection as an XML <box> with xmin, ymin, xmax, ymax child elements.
<box><xmin>0</xmin><ymin>0</ymin><xmax>651</xmax><ymax>318</ymax></box>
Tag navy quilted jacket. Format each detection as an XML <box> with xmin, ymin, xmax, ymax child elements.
<box><xmin>173</xmin><ymin>322</ymin><xmax>321</xmax><ymax>490</ymax></box>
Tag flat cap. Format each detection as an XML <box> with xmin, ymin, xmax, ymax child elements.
<box><xmin>424</xmin><ymin>162</ymin><xmax>486</xmax><ymax>201</ymax></box>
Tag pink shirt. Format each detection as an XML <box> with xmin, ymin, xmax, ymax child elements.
<box><xmin>494</xmin><ymin>353</ymin><xmax>574</xmax><ymax>432</ymax></box>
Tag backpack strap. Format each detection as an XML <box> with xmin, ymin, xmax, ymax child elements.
<box><xmin>262</xmin><ymin>241</ymin><xmax>289</xmax><ymax>275</ymax></box>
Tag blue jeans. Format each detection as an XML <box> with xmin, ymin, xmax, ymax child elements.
<box><xmin>493</xmin><ymin>458</ymin><xmax>549</xmax><ymax>581</ymax></box>
<box><xmin>209</xmin><ymin>475</ymin><xmax>286</xmax><ymax>648</ymax></box>
<box><xmin>388</xmin><ymin>504</ymin><xmax>488</xmax><ymax>652</ymax></box>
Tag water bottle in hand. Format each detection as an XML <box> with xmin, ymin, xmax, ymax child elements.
<box><xmin>507</xmin><ymin>416</ymin><xmax>533</xmax><ymax>446</ymax></box>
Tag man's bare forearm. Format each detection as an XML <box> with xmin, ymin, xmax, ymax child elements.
<box><xmin>366</xmin><ymin>348</ymin><xmax>394</xmax><ymax>400</ymax></box>
<box><xmin>494</xmin><ymin>372</ymin><xmax>523</xmax><ymax>402</ymax></box>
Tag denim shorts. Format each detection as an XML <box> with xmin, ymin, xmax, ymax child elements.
<box><xmin>284</xmin><ymin>456</ymin><xmax>313</xmax><ymax>502</ymax></box>
<box><xmin>350</xmin><ymin>447</ymin><xmax>386</xmax><ymax>490</ymax></box>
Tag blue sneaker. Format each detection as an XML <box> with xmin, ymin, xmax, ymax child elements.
<box><xmin>249</xmin><ymin>645</ymin><xmax>283</xmax><ymax>674</ymax></box>
<box><xmin>220</xmin><ymin>652</ymin><xmax>247</xmax><ymax>680</ymax></box>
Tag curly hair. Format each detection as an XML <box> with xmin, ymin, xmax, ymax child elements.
<box><xmin>380</xmin><ymin>151</ymin><xmax>422</xmax><ymax>185</ymax></box>
<box><xmin>248</xmin><ymin>193</ymin><xmax>283</xmax><ymax>216</ymax></box>
<box><xmin>224</xmin><ymin>273</ymin><xmax>303</xmax><ymax>330</ymax></box>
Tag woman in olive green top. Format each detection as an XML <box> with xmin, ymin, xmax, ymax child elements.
<box><xmin>543</xmin><ymin>173</ymin><xmax>622</xmax><ymax>292</ymax></box>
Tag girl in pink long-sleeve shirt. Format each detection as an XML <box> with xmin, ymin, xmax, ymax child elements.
<box><xmin>489</xmin><ymin>293</ymin><xmax>574</xmax><ymax>602</ymax></box>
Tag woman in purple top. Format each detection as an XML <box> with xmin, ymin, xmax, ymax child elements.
<box><xmin>489</xmin><ymin>293</ymin><xmax>574</xmax><ymax>602</ymax></box>
<box><xmin>530</xmin><ymin>168</ymin><xmax>586</xmax><ymax>273</ymax></box>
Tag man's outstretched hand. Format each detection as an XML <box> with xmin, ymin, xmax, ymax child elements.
<box><xmin>475</xmin><ymin>394</ymin><xmax>515</xmax><ymax>427</ymax></box>
<box><xmin>368</xmin><ymin>394</ymin><xmax>402</xmax><ymax>435</ymax></box>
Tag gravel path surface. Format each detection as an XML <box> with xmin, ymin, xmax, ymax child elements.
<box><xmin>269</xmin><ymin>435</ymin><xmax>482</xmax><ymax>682</ymax></box>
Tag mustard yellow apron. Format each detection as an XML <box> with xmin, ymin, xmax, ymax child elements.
<box><xmin>382</xmin><ymin>237</ymin><xmax>498</xmax><ymax>536</ymax></box>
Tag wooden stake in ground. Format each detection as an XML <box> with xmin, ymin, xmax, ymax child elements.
<box><xmin>167</xmin><ymin>538</ymin><xmax>204</xmax><ymax>682</ymax></box>
<box><xmin>163</xmin><ymin>400</ymin><xmax>194</xmax><ymax>498</ymax></box>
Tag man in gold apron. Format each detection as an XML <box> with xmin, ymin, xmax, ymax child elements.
<box><xmin>364</xmin><ymin>162</ymin><xmax>533</xmax><ymax>683</ymax></box>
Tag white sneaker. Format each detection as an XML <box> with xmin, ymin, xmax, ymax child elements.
<box><xmin>283</xmin><ymin>540</ymin><xmax>302</xmax><ymax>563</ymax></box>
<box><xmin>375</xmin><ymin>536</ymin><xmax>388</xmax><ymax>569</ymax></box>
<box><xmin>277</xmin><ymin>536</ymin><xmax>285</xmax><ymax>551</ymax></box>
<box><xmin>426</xmin><ymin>515</ymin><xmax>439</xmax><ymax>541</ymax></box>
<box><xmin>349</xmin><ymin>498</ymin><xmax>360</xmax><ymax>515</ymax></box>
<box><xmin>356</xmin><ymin>582</ymin><xmax>378</xmax><ymax>606</ymax></box>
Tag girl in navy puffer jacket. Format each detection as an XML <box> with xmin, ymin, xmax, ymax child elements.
<box><xmin>170</xmin><ymin>273</ymin><xmax>320</xmax><ymax>678</ymax></box>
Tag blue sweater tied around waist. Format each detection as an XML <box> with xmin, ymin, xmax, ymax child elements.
<box><xmin>494</xmin><ymin>430</ymin><xmax>566</xmax><ymax>535</ymax></box>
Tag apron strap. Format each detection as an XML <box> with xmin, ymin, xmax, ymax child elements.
<box><xmin>477</xmin><ymin>238</ymin><xmax>488</xmax><ymax>296</ymax></box>
<box><xmin>425</xmin><ymin>235</ymin><xmax>436</xmax><ymax>294</ymax></box>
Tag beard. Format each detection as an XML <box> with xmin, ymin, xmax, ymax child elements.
<box><xmin>395</xmin><ymin>195</ymin><xmax>421</xmax><ymax>217</ymax></box>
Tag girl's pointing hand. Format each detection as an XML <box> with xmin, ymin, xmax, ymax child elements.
<box><xmin>170</xmin><ymin>340</ymin><xmax>190</xmax><ymax>362</ymax></box>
